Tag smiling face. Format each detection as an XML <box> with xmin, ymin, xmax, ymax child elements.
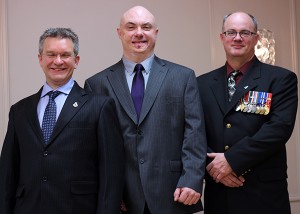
<box><xmin>38</xmin><ymin>37</ymin><xmax>80</xmax><ymax>89</ymax></box>
<box><xmin>117</xmin><ymin>6</ymin><xmax>158</xmax><ymax>62</ymax></box>
<box><xmin>220</xmin><ymin>12</ymin><xmax>259</xmax><ymax>64</ymax></box>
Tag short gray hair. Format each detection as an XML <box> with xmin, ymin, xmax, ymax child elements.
<box><xmin>39</xmin><ymin>28</ymin><xmax>79</xmax><ymax>56</ymax></box>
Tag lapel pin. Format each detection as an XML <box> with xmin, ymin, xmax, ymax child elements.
<box><xmin>73</xmin><ymin>102</ymin><xmax>78</xmax><ymax>107</ymax></box>
<box><xmin>244</xmin><ymin>86</ymin><xmax>249</xmax><ymax>89</ymax></box>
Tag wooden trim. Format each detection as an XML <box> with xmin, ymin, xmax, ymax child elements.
<box><xmin>0</xmin><ymin>0</ymin><xmax>9</xmax><ymax>145</ymax></box>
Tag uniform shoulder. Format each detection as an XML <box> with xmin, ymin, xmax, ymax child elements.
<box><xmin>197</xmin><ymin>67</ymin><xmax>223</xmax><ymax>81</ymax></box>
<box><xmin>259</xmin><ymin>63</ymin><xmax>297</xmax><ymax>79</ymax></box>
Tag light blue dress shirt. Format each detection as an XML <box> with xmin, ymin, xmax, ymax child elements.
<box><xmin>122</xmin><ymin>54</ymin><xmax>154</xmax><ymax>92</ymax></box>
<box><xmin>37</xmin><ymin>78</ymin><xmax>74</xmax><ymax>128</ymax></box>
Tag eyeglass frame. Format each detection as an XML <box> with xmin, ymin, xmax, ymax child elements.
<box><xmin>223</xmin><ymin>30</ymin><xmax>256</xmax><ymax>38</ymax></box>
<box><xmin>42</xmin><ymin>52</ymin><xmax>75</xmax><ymax>60</ymax></box>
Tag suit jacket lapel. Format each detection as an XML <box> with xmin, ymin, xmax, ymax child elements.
<box><xmin>47</xmin><ymin>82</ymin><xmax>88</xmax><ymax>146</ymax></box>
<box><xmin>106</xmin><ymin>61</ymin><xmax>137</xmax><ymax>123</ymax></box>
<box><xmin>139</xmin><ymin>56</ymin><xmax>167</xmax><ymax>124</ymax></box>
<box><xmin>210</xmin><ymin>66</ymin><xmax>228</xmax><ymax>115</ymax></box>
<box><xmin>26</xmin><ymin>88</ymin><xmax>45</xmax><ymax>145</ymax></box>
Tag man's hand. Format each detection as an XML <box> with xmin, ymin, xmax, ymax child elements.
<box><xmin>207</xmin><ymin>153</ymin><xmax>233</xmax><ymax>182</ymax></box>
<box><xmin>174</xmin><ymin>187</ymin><xmax>200</xmax><ymax>205</ymax></box>
<box><xmin>219</xmin><ymin>172</ymin><xmax>245</xmax><ymax>187</ymax></box>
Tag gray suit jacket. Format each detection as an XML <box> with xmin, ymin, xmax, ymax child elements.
<box><xmin>0</xmin><ymin>82</ymin><xmax>124</xmax><ymax>214</ymax></box>
<box><xmin>85</xmin><ymin>56</ymin><xmax>206</xmax><ymax>214</ymax></box>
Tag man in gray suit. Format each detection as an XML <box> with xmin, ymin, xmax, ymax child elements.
<box><xmin>85</xmin><ymin>6</ymin><xmax>206</xmax><ymax>214</ymax></box>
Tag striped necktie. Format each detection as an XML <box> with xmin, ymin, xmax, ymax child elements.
<box><xmin>228</xmin><ymin>70</ymin><xmax>240</xmax><ymax>102</ymax></box>
<box><xmin>131</xmin><ymin>64</ymin><xmax>145</xmax><ymax>119</ymax></box>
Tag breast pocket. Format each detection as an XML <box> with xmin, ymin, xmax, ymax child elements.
<box><xmin>166</xmin><ymin>96</ymin><xmax>183</xmax><ymax>104</ymax></box>
<box><xmin>68</xmin><ymin>122</ymin><xmax>93</xmax><ymax>129</ymax></box>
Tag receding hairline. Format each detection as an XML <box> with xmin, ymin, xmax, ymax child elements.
<box><xmin>119</xmin><ymin>6</ymin><xmax>157</xmax><ymax>28</ymax></box>
<box><xmin>222</xmin><ymin>11</ymin><xmax>258</xmax><ymax>32</ymax></box>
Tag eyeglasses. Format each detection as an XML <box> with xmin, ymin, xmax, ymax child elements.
<box><xmin>223</xmin><ymin>30</ymin><xmax>256</xmax><ymax>38</ymax></box>
<box><xmin>43</xmin><ymin>52</ymin><xmax>75</xmax><ymax>60</ymax></box>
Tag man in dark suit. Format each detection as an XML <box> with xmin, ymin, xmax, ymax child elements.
<box><xmin>84</xmin><ymin>6</ymin><xmax>207</xmax><ymax>214</ymax></box>
<box><xmin>0</xmin><ymin>28</ymin><xmax>124</xmax><ymax>214</ymax></box>
<box><xmin>197</xmin><ymin>12</ymin><xmax>298</xmax><ymax>214</ymax></box>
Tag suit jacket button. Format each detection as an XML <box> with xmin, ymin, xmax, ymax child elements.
<box><xmin>226</xmin><ymin>123</ymin><xmax>231</xmax><ymax>128</ymax></box>
<box><xmin>225</xmin><ymin>145</ymin><xmax>230</xmax><ymax>150</ymax></box>
<box><xmin>43</xmin><ymin>151</ymin><xmax>48</xmax><ymax>156</ymax></box>
<box><xmin>140</xmin><ymin>159</ymin><xmax>145</xmax><ymax>164</ymax></box>
<box><xmin>42</xmin><ymin>177</ymin><xmax>48</xmax><ymax>182</ymax></box>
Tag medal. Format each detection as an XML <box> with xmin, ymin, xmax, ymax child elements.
<box><xmin>259</xmin><ymin>92</ymin><xmax>266</xmax><ymax>115</ymax></box>
<box><xmin>240</xmin><ymin>102</ymin><xmax>245</xmax><ymax>111</ymax></box>
<box><xmin>247</xmin><ymin>91</ymin><xmax>254</xmax><ymax>113</ymax></box>
<box><xmin>251</xmin><ymin>91</ymin><xmax>258</xmax><ymax>113</ymax></box>
<box><xmin>255</xmin><ymin>92</ymin><xmax>263</xmax><ymax>114</ymax></box>
<box><xmin>264</xmin><ymin>106</ymin><xmax>270</xmax><ymax>115</ymax></box>
<box><xmin>263</xmin><ymin>93</ymin><xmax>272</xmax><ymax>115</ymax></box>
<box><xmin>242</xmin><ymin>91</ymin><xmax>250</xmax><ymax>112</ymax></box>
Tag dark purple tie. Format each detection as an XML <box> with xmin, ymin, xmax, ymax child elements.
<box><xmin>131</xmin><ymin>64</ymin><xmax>145</xmax><ymax>118</ymax></box>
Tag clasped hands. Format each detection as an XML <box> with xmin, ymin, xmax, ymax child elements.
<box><xmin>206</xmin><ymin>153</ymin><xmax>245</xmax><ymax>188</ymax></box>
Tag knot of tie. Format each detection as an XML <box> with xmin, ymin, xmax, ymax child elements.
<box><xmin>49</xmin><ymin>90</ymin><xmax>61</xmax><ymax>100</ymax></box>
<box><xmin>134</xmin><ymin>63</ymin><xmax>144</xmax><ymax>73</ymax></box>
<box><xmin>131</xmin><ymin>64</ymin><xmax>145</xmax><ymax>119</ymax></box>
<box><xmin>228</xmin><ymin>70</ymin><xmax>240</xmax><ymax>102</ymax></box>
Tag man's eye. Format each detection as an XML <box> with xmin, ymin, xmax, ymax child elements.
<box><xmin>61</xmin><ymin>54</ymin><xmax>71</xmax><ymax>58</ymax></box>
<box><xmin>227</xmin><ymin>32</ymin><xmax>236</xmax><ymax>36</ymax></box>
<box><xmin>127</xmin><ymin>26</ymin><xmax>135</xmax><ymax>30</ymax></box>
<box><xmin>143</xmin><ymin>26</ymin><xmax>151</xmax><ymax>31</ymax></box>
<box><xmin>241</xmin><ymin>31</ymin><xmax>251</xmax><ymax>36</ymax></box>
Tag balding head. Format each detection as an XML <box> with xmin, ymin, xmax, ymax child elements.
<box><xmin>120</xmin><ymin>6</ymin><xmax>157</xmax><ymax>29</ymax></box>
<box><xmin>117</xmin><ymin>6</ymin><xmax>158</xmax><ymax>62</ymax></box>
<box><xmin>222</xmin><ymin>12</ymin><xmax>257</xmax><ymax>33</ymax></box>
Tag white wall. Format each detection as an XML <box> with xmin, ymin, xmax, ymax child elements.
<box><xmin>1</xmin><ymin>0</ymin><xmax>300</xmax><ymax>213</ymax></box>
<box><xmin>5</xmin><ymin>0</ymin><xmax>212</xmax><ymax>103</ymax></box>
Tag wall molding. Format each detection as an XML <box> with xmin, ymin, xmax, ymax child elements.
<box><xmin>290</xmin><ymin>195</ymin><xmax>300</xmax><ymax>202</ymax></box>
<box><xmin>0</xmin><ymin>0</ymin><xmax>10</xmax><ymax>144</ymax></box>
<box><xmin>289</xmin><ymin>0</ymin><xmax>300</xmax><ymax>203</ymax></box>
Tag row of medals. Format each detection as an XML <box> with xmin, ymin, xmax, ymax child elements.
<box><xmin>235</xmin><ymin>91</ymin><xmax>272</xmax><ymax>115</ymax></box>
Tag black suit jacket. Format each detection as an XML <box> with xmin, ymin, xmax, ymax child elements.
<box><xmin>197</xmin><ymin>57</ymin><xmax>298</xmax><ymax>214</ymax></box>
<box><xmin>0</xmin><ymin>82</ymin><xmax>125</xmax><ymax>214</ymax></box>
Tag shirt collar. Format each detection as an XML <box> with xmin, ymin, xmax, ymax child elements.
<box><xmin>226</xmin><ymin>56</ymin><xmax>255</xmax><ymax>77</ymax></box>
<box><xmin>41</xmin><ymin>78</ymin><xmax>74</xmax><ymax>98</ymax></box>
<box><xmin>122</xmin><ymin>54</ymin><xmax>154</xmax><ymax>76</ymax></box>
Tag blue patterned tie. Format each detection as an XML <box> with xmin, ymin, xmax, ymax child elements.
<box><xmin>42</xmin><ymin>91</ymin><xmax>61</xmax><ymax>144</ymax></box>
<box><xmin>228</xmin><ymin>70</ymin><xmax>240</xmax><ymax>102</ymax></box>
<box><xmin>131</xmin><ymin>64</ymin><xmax>145</xmax><ymax>118</ymax></box>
